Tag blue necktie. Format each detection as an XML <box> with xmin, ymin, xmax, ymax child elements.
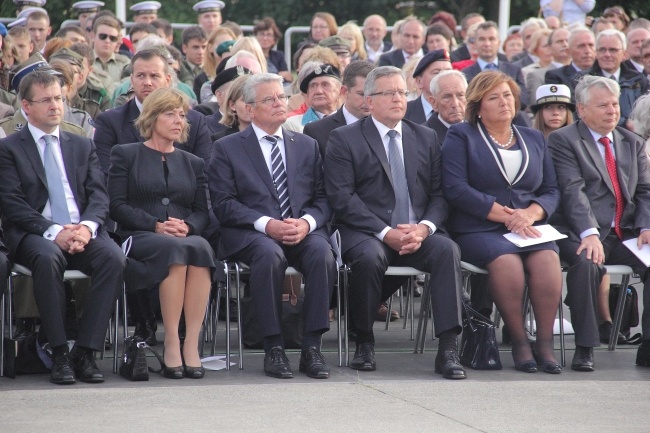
<box><xmin>42</xmin><ymin>135</ymin><xmax>71</xmax><ymax>225</ymax></box>
<box><xmin>485</xmin><ymin>63</ymin><xmax>497</xmax><ymax>70</ymax></box>
<box><xmin>265</xmin><ymin>135</ymin><xmax>291</xmax><ymax>219</ymax></box>
<box><xmin>387</xmin><ymin>130</ymin><xmax>410</xmax><ymax>227</ymax></box>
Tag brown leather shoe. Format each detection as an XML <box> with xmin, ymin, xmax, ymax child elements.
<box><xmin>375</xmin><ymin>302</ymin><xmax>399</xmax><ymax>322</ymax></box>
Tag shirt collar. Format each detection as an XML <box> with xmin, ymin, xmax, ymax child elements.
<box><xmin>437</xmin><ymin>114</ymin><xmax>452</xmax><ymax>128</ymax></box>
<box><xmin>342</xmin><ymin>105</ymin><xmax>360</xmax><ymax>124</ymax></box>
<box><xmin>477</xmin><ymin>57</ymin><xmax>499</xmax><ymax>70</ymax></box>
<box><xmin>371</xmin><ymin>115</ymin><xmax>402</xmax><ymax>139</ymax></box>
<box><xmin>420</xmin><ymin>96</ymin><xmax>433</xmax><ymax>118</ymax></box>
<box><xmin>135</xmin><ymin>98</ymin><xmax>144</xmax><ymax>112</ymax></box>
<box><xmin>402</xmin><ymin>49</ymin><xmax>423</xmax><ymax>61</ymax></box>
<box><xmin>251</xmin><ymin>123</ymin><xmax>284</xmax><ymax>142</ymax></box>
<box><xmin>587</xmin><ymin>126</ymin><xmax>614</xmax><ymax>145</ymax></box>
<box><xmin>28</xmin><ymin>123</ymin><xmax>60</xmax><ymax>144</ymax></box>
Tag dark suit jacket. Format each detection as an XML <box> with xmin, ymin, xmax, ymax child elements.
<box><xmin>208</xmin><ymin>125</ymin><xmax>332</xmax><ymax>259</ymax></box>
<box><xmin>512</xmin><ymin>54</ymin><xmax>535</xmax><ymax>69</ymax></box>
<box><xmin>324</xmin><ymin>117</ymin><xmax>447</xmax><ymax>253</ymax></box>
<box><xmin>204</xmin><ymin>111</ymin><xmax>228</xmax><ymax>137</ymax></box>
<box><xmin>545</xmin><ymin>64</ymin><xmax>581</xmax><ymax>95</ymax></box>
<box><xmin>426</xmin><ymin>114</ymin><xmax>448</xmax><ymax>144</ymax></box>
<box><xmin>107</xmin><ymin>142</ymin><xmax>209</xmax><ymax>239</ymax></box>
<box><xmin>441</xmin><ymin>122</ymin><xmax>559</xmax><ymax>234</ymax></box>
<box><xmin>405</xmin><ymin>96</ymin><xmax>427</xmax><ymax>125</ymax></box>
<box><xmin>0</xmin><ymin>128</ymin><xmax>109</xmax><ymax>255</ymax></box>
<box><xmin>193</xmin><ymin>101</ymin><xmax>219</xmax><ymax>116</ymax></box>
<box><xmin>548</xmin><ymin>121</ymin><xmax>650</xmax><ymax>241</ymax></box>
<box><xmin>377</xmin><ymin>49</ymin><xmax>406</xmax><ymax>68</ymax></box>
<box><xmin>461</xmin><ymin>61</ymin><xmax>530</xmax><ymax>108</ymax></box>
<box><xmin>93</xmin><ymin>99</ymin><xmax>212</xmax><ymax>175</ymax></box>
<box><xmin>302</xmin><ymin>108</ymin><xmax>347</xmax><ymax>159</ymax></box>
<box><xmin>450</xmin><ymin>44</ymin><xmax>470</xmax><ymax>63</ymax></box>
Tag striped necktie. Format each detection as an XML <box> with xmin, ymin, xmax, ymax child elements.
<box><xmin>265</xmin><ymin>135</ymin><xmax>291</xmax><ymax>219</ymax></box>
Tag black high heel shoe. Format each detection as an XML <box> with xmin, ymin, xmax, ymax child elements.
<box><xmin>514</xmin><ymin>358</ymin><xmax>538</xmax><ymax>373</ymax></box>
<box><xmin>184</xmin><ymin>365</ymin><xmax>205</xmax><ymax>379</ymax></box>
<box><xmin>162</xmin><ymin>364</ymin><xmax>184</xmax><ymax>379</ymax></box>
<box><xmin>532</xmin><ymin>350</ymin><xmax>562</xmax><ymax>374</ymax></box>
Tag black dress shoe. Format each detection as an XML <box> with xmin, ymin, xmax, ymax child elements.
<box><xmin>598</xmin><ymin>321</ymin><xmax>626</xmax><ymax>345</ymax></box>
<box><xmin>636</xmin><ymin>340</ymin><xmax>650</xmax><ymax>367</ymax></box>
<box><xmin>514</xmin><ymin>359</ymin><xmax>538</xmax><ymax>373</ymax></box>
<box><xmin>162</xmin><ymin>365</ymin><xmax>184</xmax><ymax>379</ymax></box>
<box><xmin>435</xmin><ymin>349</ymin><xmax>467</xmax><ymax>379</ymax></box>
<box><xmin>133</xmin><ymin>319</ymin><xmax>158</xmax><ymax>346</ymax></box>
<box><xmin>351</xmin><ymin>342</ymin><xmax>376</xmax><ymax>371</ymax></box>
<box><xmin>71</xmin><ymin>349</ymin><xmax>104</xmax><ymax>383</ymax></box>
<box><xmin>532</xmin><ymin>351</ymin><xmax>561</xmax><ymax>374</ymax></box>
<box><xmin>50</xmin><ymin>353</ymin><xmax>76</xmax><ymax>385</ymax></box>
<box><xmin>264</xmin><ymin>346</ymin><xmax>293</xmax><ymax>379</ymax></box>
<box><xmin>299</xmin><ymin>346</ymin><xmax>330</xmax><ymax>379</ymax></box>
<box><xmin>571</xmin><ymin>346</ymin><xmax>595</xmax><ymax>372</ymax></box>
<box><xmin>183</xmin><ymin>365</ymin><xmax>205</xmax><ymax>379</ymax></box>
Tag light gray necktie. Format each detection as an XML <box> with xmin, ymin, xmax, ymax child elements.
<box><xmin>387</xmin><ymin>130</ymin><xmax>410</xmax><ymax>227</ymax></box>
<box><xmin>42</xmin><ymin>134</ymin><xmax>71</xmax><ymax>225</ymax></box>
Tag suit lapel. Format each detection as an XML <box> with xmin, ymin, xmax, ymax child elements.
<box><xmin>578</xmin><ymin>121</ymin><xmax>614</xmax><ymax>194</ymax></box>
<box><xmin>361</xmin><ymin>118</ymin><xmax>393</xmax><ymax>188</ymax></box>
<box><xmin>613</xmin><ymin>129</ymin><xmax>632</xmax><ymax>201</ymax></box>
<box><xmin>283</xmin><ymin>128</ymin><xmax>297</xmax><ymax>203</ymax></box>
<box><xmin>241</xmin><ymin>127</ymin><xmax>278</xmax><ymax>199</ymax></box>
<box><xmin>59</xmin><ymin>133</ymin><xmax>79</xmax><ymax>200</ymax></box>
<box><xmin>126</xmin><ymin>100</ymin><xmax>144</xmax><ymax>142</ymax></box>
<box><xmin>19</xmin><ymin>127</ymin><xmax>47</xmax><ymax>188</ymax></box>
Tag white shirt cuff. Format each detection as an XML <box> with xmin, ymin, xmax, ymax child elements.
<box><xmin>375</xmin><ymin>226</ymin><xmax>392</xmax><ymax>242</ymax></box>
<box><xmin>254</xmin><ymin>216</ymin><xmax>272</xmax><ymax>234</ymax></box>
<box><xmin>301</xmin><ymin>214</ymin><xmax>317</xmax><ymax>233</ymax></box>
<box><xmin>80</xmin><ymin>221</ymin><xmax>99</xmax><ymax>238</ymax></box>
<box><xmin>580</xmin><ymin>228</ymin><xmax>599</xmax><ymax>239</ymax></box>
<box><xmin>44</xmin><ymin>224</ymin><xmax>64</xmax><ymax>242</ymax></box>
<box><xmin>419</xmin><ymin>220</ymin><xmax>437</xmax><ymax>236</ymax></box>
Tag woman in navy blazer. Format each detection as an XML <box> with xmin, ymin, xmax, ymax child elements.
<box><xmin>441</xmin><ymin>71</ymin><xmax>563</xmax><ymax>374</ymax></box>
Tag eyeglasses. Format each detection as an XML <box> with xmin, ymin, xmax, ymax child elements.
<box><xmin>597</xmin><ymin>47</ymin><xmax>622</xmax><ymax>54</ymax></box>
<box><xmin>254</xmin><ymin>94</ymin><xmax>290</xmax><ymax>105</ymax></box>
<box><xmin>369</xmin><ymin>89</ymin><xmax>410</xmax><ymax>98</ymax></box>
<box><xmin>97</xmin><ymin>33</ymin><xmax>119</xmax><ymax>43</ymax></box>
<box><xmin>27</xmin><ymin>95</ymin><xmax>66</xmax><ymax>105</ymax></box>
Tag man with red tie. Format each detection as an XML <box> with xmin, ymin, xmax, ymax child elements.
<box><xmin>548</xmin><ymin>75</ymin><xmax>650</xmax><ymax>371</ymax></box>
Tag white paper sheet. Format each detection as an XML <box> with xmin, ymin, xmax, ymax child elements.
<box><xmin>503</xmin><ymin>224</ymin><xmax>567</xmax><ymax>247</ymax></box>
<box><xmin>622</xmin><ymin>239</ymin><xmax>650</xmax><ymax>267</ymax></box>
<box><xmin>200</xmin><ymin>355</ymin><xmax>236</xmax><ymax>371</ymax></box>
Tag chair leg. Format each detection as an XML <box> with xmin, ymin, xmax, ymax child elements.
<box><xmin>385</xmin><ymin>293</ymin><xmax>392</xmax><ymax>330</ymax></box>
<box><xmin>1</xmin><ymin>286</ymin><xmax>5</xmax><ymax>377</ymax></box>
<box><xmin>336</xmin><ymin>267</ymin><xmax>343</xmax><ymax>367</ymax></box>
<box><xmin>113</xmin><ymin>297</ymin><xmax>119</xmax><ymax>374</ymax></box>
<box><xmin>558</xmin><ymin>301</ymin><xmax>565</xmax><ymax>367</ymax></box>
<box><xmin>235</xmin><ymin>263</ymin><xmax>244</xmax><ymax>370</ymax></box>
<box><xmin>609</xmin><ymin>274</ymin><xmax>631</xmax><ymax>351</ymax></box>
<box><xmin>344</xmin><ymin>267</ymin><xmax>350</xmax><ymax>367</ymax></box>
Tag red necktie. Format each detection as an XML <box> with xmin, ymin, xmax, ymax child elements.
<box><xmin>599</xmin><ymin>136</ymin><xmax>624</xmax><ymax>239</ymax></box>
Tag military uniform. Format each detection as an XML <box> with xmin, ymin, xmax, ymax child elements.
<box><xmin>0</xmin><ymin>110</ymin><xmax>86</xmax><ymax>137</ymax></box>
<box><xmin>64</xmin><ymin>105</ymin><xmax>94</xmax><ymax>138</ymax></box>
<box><xmin>0</xmin><ymin>89</ymin><xmax>19</xmax><ymax>111</ymax></box>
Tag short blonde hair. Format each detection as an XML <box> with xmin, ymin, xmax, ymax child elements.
<box><xmin>220</xmin><ymin>74</ymin><xmax>250</xmax><ymax>128</ymax></box>
<box><xmin>339</xmin><ymin>22</ymin><xmax>367</xmax><ymax>60</ymax></box>
<box><xmin>136</xmin><ymin>88</ymin><xmax>190</xmax><ymax>142</ymax></box>
<box><xmin>465</xmin><ymin>71</ymin><xmax>521</xmax><ymax>126</ymax></box>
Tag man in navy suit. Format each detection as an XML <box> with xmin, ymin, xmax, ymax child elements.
<box><xmin>93</xmin><ymin>47</ymin><xmax>211</xmax><ymax>175</ymax></box>
<box><xmin>404</xmin><ymin>49</ymin><xmax>452</xmax><ymax>124</ymax></box>
<box><xmin>462</xmin><ymin>21</ymin><xmax>529</xmax><ymax>108</ymax></box>
<box><xmin>324</xmin><ymin>66</ymin><xmax>465</xmax><ymax>379</ymax></box>
<box><xmin>377</xmin><ymin>17</ymin><xmax>425</xmax><ymax>68</ymax></box>
<box><xmin>209</xmin><ymin>73</ymin><xmax>336</xmax><ymax>380</ymax></box>
<box><xmin>545</xmin><ymin>27</ymin><xmax>596</xmax><ymax>98</ymax></box>
<box><xmin>0</xmin><ymin>71</ymin><xmax>125</xmax><ymax>385</ymax></box>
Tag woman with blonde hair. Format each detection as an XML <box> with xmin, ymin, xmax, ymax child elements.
<box><xmin>213</xmin><ymin>74</ymin><xmax>252</xmax><ymax>140</ymax></box>
<box><xmin>338</xmin><ymin>22</ymin><xmax>367</xmax><ymax>61</ymax></box>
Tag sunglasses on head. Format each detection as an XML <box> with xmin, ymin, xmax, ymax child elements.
<box><xmin>98</xmin><ymin>33</ymin><xmax>119</xmax><ymax>42</ymax></box>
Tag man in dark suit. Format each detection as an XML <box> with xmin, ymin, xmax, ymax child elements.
<box><xmin>304</xmin><ymin>60</ymin><xmax>375</xmax><ymax>158</ymax></box>
<box><xmin>404</xmin><ymin>49</ymin><xmax>452</xmax><ymax>124</ymax></box>
<box><xmin>461</xmin><ymin>21</ymin><xmax>529</xmax><ymax>108</ymax></box>
<box><xmin>450</xmin><ymin>13</ymin><xmax>484</xmax><ymax>63</ymax></box>
<box><xmin>425</xmin><ymin>70</ymin><xmax>468</xmax><ymax>144</ymax></box>
<box><xmin>362</xmin><ymin>14</ymin><xmax>392</xmax><ymax>63</ymax></box>
<box><xmin>324</xmin><ymin>66</ymin><xmax>465</xmax><ymax>379</ymax></box>
<box><xmin>0</xmin><ymin>71</ymin><xmax>126</xmax><ymax>385</ymax></box>
<box><xmin>377</xmin><ymin>18</ymin><xmax>425</xmax><ymax>68</ymax></box>
<box><xmin>511</xmin><ymin>18</ymin><xmax>548</xmax><ymax>67</ymax></box>
<box><xmin>209</xmin><ymin>73</ymin><xmax>336</xmax><ymax>380</ymax></box>
<box><xmin>93</xmin><ymin>48</ymin><xmax>211</xmax><ymax>175</ymax></box>
<box><xmin>548</xmin><ymin>75</ymin><xmax>650</xmax><ymax>371</ymax></box>
<box><xmin>545</xmin><ymin>27</ymin><xmax>596</xmax><ymax>98</ymax></box>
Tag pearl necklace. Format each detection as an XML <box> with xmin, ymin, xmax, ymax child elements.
<box><xmin>488</xmin><ymin>127</ymin><xmax>515</xmax><ymax>148</ymax></box>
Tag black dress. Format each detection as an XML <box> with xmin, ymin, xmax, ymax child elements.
<box><xmin>108</xmin><ymin>142</ymin><xmax>216</xmax><ymax>291</ymax></box>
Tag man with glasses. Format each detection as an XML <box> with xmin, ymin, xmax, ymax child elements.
<box><xmin>209</xmin><ymin>73</ymin><xmax>336</xmax><ymax>380</ymax></box>
<box><xmin>576</xmin><ymin>29</ymin><xmax>648</xmax><ymax>128</ymax></box>
<box><xmin>324</xmin><ymin>66</ymin><xmax>466</xmax><ymax>379</ymax></box>
<box><xmin>91</xmin><ymin>16</ymin><xmax>129</xmax><ymax>84</ymax></box>
<box><xmin>0</xmin><ymin>71</ymin><xmax>125</xmax><ymax>385</ymax></box>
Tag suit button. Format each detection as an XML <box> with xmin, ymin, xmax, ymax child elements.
<box><xmin>274</xmin><ymin>205</ymin><xmax>280</xmax><ymax>210</ymax></box>
<box><xmin>506</xmin><ymin>186</ymin><xmax>512</xmax><ymax>190</ymax></box>
<box><xmin>387</xmin><ymin>209</ymin><xmax>393</xmax><ymax>214</ymax></box>
<box><xmin>161</xmin><ymin>198</ymin><xmax>170</xmax><ymax>205</ymax></box>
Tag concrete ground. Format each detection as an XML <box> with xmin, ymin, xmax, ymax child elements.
<box><xmin>2</xmin><ymin>288</ymin><xmax>650</xmax><ymax>432</ymax></box>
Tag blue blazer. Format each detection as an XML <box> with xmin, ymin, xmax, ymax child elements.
<box><xmin>461</xmin><ymin>61</ymin><xmax>530</xmax><ymax>108</ymax></box>
<box><xmin>441</xmin><ymin>122</ymin><xmax>560</xmax><ymax>234</ymax></box>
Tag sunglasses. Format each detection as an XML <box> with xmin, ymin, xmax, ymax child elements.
<box><xmin>98</xmin><ymin>33</ymin><xmax>119</xmax><ymax>42</ymax></box>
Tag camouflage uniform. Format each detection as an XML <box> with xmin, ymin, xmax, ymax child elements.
<box><xmin>0</xmin><ymin>110</ymin><xmax>86</xmax><ymax>137</ymax></box>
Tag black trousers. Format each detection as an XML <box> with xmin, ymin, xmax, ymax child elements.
<box><xmin>234</xmin><ymin>234</ymin><xmax>336</xmax><ymax>338</ymax></box>
<box><xmin>559</xmin><ymin>232</ymin><xmax>650</xmax><ymax>347</ymax></box>
<box><xmin>344</xmin><ymin>233</ymin><xmax>463</xmax><ymax>337</ymax></box>
<box><xmin>14</xmin><ymin>231</ymin><xmax>126</xmax><ymax>351</ymax></box>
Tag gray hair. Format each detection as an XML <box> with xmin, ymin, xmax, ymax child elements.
<box><xmin>429</xmin><ymin>70</ymin><xmax>468</xmax><ymax>97</ymax></box>
<box><xmin>242</xmin><ymin>73</ymin><xmax>283</xmax><ymax>104</ymax></box>
<box><xmin>364</xmin><ymin>66</ymin><xmax>403</xmax><ymax>96</ymax></box>
<box><xmin>226</xmin><ymin>50</ymin><xmax>258</xmax><ymax>68</ymax></box>
<box><xmin>574</xmin><ymin>75</ymin><xmax>620</xmax><ymax>106</ymax></box>
<box><xmin>520</xmin><ymin>17</ymin><xmax>547</xmax><ymax>33</ymax></box>
<box><xmin>596</xmin><ymin>28</ymin><xmax>627</xmax><ymax>50</ymax></box>
<box><xmin>568</xmin><ymin>27</ymin><xmax>594</xmax><ymax>48</ymax></box>
<box><xmin>135</xmin><ymin>34</ymin><xmax>169</xmax><ymax>52</ymax></box>
<box><xmin>630</xmin><ymin>95</ymin><xmax>650</xmax><ymax>139</ymax></box>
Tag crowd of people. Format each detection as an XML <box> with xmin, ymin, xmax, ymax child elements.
<box><xmin>1</xmin><ymin>0</ymin><xmax>650</xmax><ymax>385</ymax></box>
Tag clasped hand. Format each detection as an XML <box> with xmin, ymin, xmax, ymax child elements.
<box><xmin>384</xmin><ymin>224</ymin><xmax>428</xmax><ymax>255</ymax></box>
<box><xmin>503</xmin><ymin>206</ymin><xmax>541</xmax><ymax>239</ymax></box>
<box><xmin>265</xmin><ymin>218</ymin><xmax>309</xmax><ymax>246</ymax></box>
<box><xmin>155</xmin><ymin>217</ymin><xmax>189</xmax><ymax>237</ymax></box>
<box><xmin>54</xmin><ymin>224</ymin><xmax>92</xmax><ymax>254</ymax></box>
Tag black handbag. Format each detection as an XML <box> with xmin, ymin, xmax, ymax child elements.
<box><xmin>241</xmin><ymin>282</ymin><xmax>304</xmax><ymax>350</ymax></box>
<box><xmin>460</xmin><ymin>300</ymin><xmax>502</xmax><ymax>370</ymax></box>
<box><xmin>609</xmin><ymin>284</ymin><xmax>642</xmax><ymax>344</ymax></box>
<box><xmin>119</xmin><ymin>337</ymin><xmax>164</xmax><ymax>381</ymax></box>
